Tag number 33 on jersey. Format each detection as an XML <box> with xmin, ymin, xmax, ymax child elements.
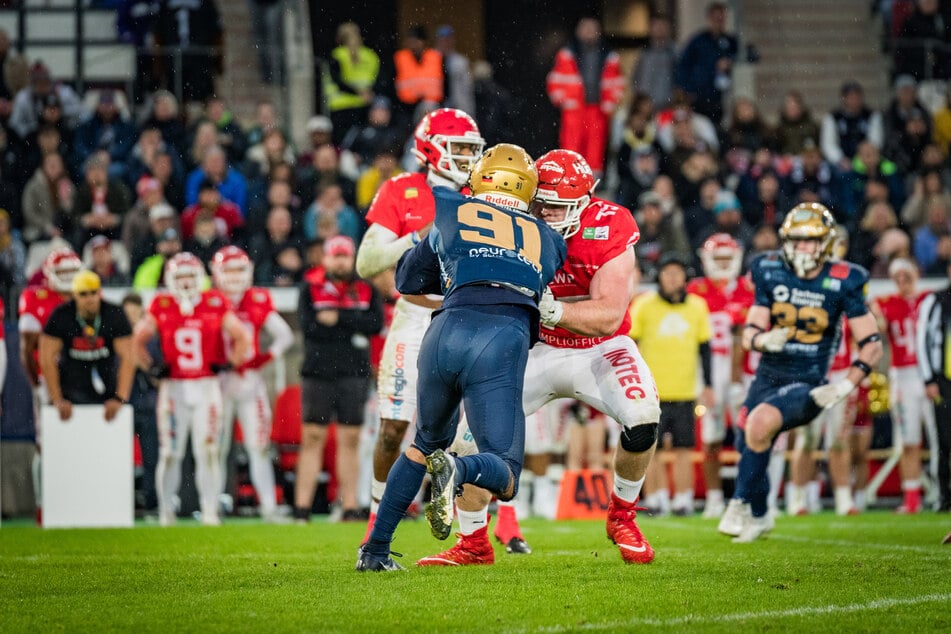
<box><xmin>149</xmin><ymin>290</ymin><xmax>231</xmax><ymax>379</ymax></box>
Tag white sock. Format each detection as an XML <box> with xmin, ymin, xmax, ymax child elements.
<box><xmin>854</xmin><ymin>489</ymin><xmax>867</xmax><ymax>511</ymax></box>
<box><xmin>673</xmin><ymin>490</ymin><xmax>694</xmax><ymax>511</ymax></box>
<box><xmin>613</xmin><ymin>474</ymin><xmax>645</xmax><ymax>504</ymax></box>
<box><xmin>457</xmin><ymin>507</ymin><xmax>489</xmax><ymax>536</ymax></box>
<box><xmin>247</xmin><ymin>447</ymin><xmax>277</xmax><ymax>515</ymax></box>
<box><xmin>706</xmin><ymin>489</ymin><xmax>724</xmax><ymax>508</ymax></box>
<box><xmin>657</xmin><ymin>489</ymin><xmax>671</xmax><ymax>514</ymax></box>
<box><xmin>902</xmin><ymin>479</ymin><xmax>921</xmax><ymax>491</ymax></box>
<box><xmin>806</xmin><ymin>481</ymin><xmax>821</xmax><ymax>512</ymax></box>
<box><xmin>787</xmin><ymin>483</ymin><xmax>806</xmax><ymax>513</ymax></box>
<box><xmin>370</xmin><ymin>479</ymin><xmax>386</xmax><ymax>514</ymax></box>
<box><xmin>532</xmin><ymin>476</ymin><xmax>556</xmax><ymax>519</ymax></box>
<box><xmin>834</xmin><ymin>486</ymin><xmax>854</xmax><ymax>515</ymax></box>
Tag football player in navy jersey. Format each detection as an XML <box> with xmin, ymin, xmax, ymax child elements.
<box><xmin>356</xmin><ymin>144</ymin><xmax>567</xmax><ymax>571</ymax></box>
<box><xmin>718</xmin><ymin>203</ymin><xmax>882</xmax><ymax>543</ymax></box>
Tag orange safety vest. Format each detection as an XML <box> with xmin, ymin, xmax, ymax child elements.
<box><xmin>546</xmin><ymin>46</ymin><xmax>624</xmax><ymax>113</ymax></box>
<box><xmin>394</xmin><ymin>48</ymin><xmax>444</xmax><ymax>105</ymax></box>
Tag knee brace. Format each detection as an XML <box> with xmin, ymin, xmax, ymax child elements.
<box><xmin>620</xmin><ymin>423</ymin><xmax>658</xmax><ymax>453</ymax></box>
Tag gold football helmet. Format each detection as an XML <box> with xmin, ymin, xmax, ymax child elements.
<box><xmin>779</xmin><ymin>202</ymin><xmax>837</xmax><ymax>276</ymax></box>
<box><xmin>468</xmin><ymin>143</ymin><xmax>537</xmax><ymax>212</ymax></box>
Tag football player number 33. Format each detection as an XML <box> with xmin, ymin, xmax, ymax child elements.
<box><xmin>457</xmin><ymin>202</ymin><xmax>541</xmax><ymax>268</ymax></box>
<box><xmin>771</xmin><ymin>302</ymin><xmax>829</xmax><ymax>344</ymax></box>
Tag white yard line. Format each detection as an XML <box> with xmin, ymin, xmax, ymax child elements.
<box><xmin>527</xmin><ymin>593</ymin><xmax>951</xmax><ymax>631</ymax></box>
<box><xmin>770</xmin><ymin>533</ymin><xmax>945</xmax><ymax>554</ymax></box>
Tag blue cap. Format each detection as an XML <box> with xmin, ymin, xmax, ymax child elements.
<box><xmin>713</xmin><ymin>191</ymin><xmax>740</xmax><ymax>215</ymax></box>
<box><xmin>436</xmin><ymin>25</ymin><xmax>454</xmax><ymax>38</ymax></box>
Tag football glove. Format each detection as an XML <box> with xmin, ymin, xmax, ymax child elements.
<box><xmin>538</xmin><ymin>287</ymin><xmax>564</xmax><ymax>328</ymax></box>
<box><xmin>809</xmin><ymin>379</ymin><xmax>855</xmax><ymax>409</ymax></box>
<box><xmin>755</xmin><ymin>327</ymin><xmax>792</xmax><ymax>352</ymax></box>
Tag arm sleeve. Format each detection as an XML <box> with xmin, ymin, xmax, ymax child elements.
<box><xmin>394</xmin><ymin>236</ymin><xmax>443</xmax><ymax>296</ymax></box>
<box><xmin>843</xmin><ymin>268</ymin><xmax>870</xmax><ymax>319</ymax></box>
<box><xmin>355</xmin><ymin>222</ymin><xmax>417</xmax><ymax>279</ymax></box>
<box><xmin>263</xmin><ymin>311</ymin><xmax>295</xmax><ymax>358</ymax></box>
<box><xmin>699</xmin><ymin>341</ymin><xmax>713</xmax><ymax>388</ymax></box>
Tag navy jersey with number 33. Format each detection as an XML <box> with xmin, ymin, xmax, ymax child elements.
<box><xmin>751</xmin><ymin>251</ymin><xmax>869</xmax><ymax>384</ymax></box>
<box><xmin>396</xmin><ymin>187</ymin><xmax>566</xmax><ymax>306</ymax></box>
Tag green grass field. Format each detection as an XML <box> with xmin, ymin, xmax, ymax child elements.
<box><xmin>2</xmin><ymin>511</ymin><xmax>950</xmax><ymax>632</ymax></box>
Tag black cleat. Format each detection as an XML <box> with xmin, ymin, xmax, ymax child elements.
<box><xmin>355</xmin><ymin>546</ymin><xmax>405</xmax><ymax>572</ymax></box>
<box><xmin>503</xmin><ymin>537</ymin><xmax>532</xmax><ymax>554</ymax></box>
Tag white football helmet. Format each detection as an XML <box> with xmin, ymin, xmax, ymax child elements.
<box><xmin>699</xmin><ymin>233</ymin><xmax>743</xmax><ymax>281</ymax></box>
<box><xmin>211</xmin><ymin>245</ymin><xmax>252</xmax><ymax>297</ymax></box>
<box><xmin>164</xmin><ymin>252</ymin><xmax>206</xmax><ymax>314</ymax></box>
<box><xmin>43</xmin><ymin>247</ymin><xmax>82</xmax><ymax>293</ymax></box>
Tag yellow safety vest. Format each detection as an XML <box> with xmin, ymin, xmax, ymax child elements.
<box><xmin>324</xmin><ymin>46</ymin><xmax>380</xmax><ymax>112</ymax></box>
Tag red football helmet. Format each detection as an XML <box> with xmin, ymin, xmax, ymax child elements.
<box><xmin>699</xmin><ymin>233</ymin><xmax>743</xmax><ymax>281</ymax></box>
<box><xmin>164</xmin><ymin>252</ymin><xmax>206</xmax><ymax>311</ymax></box>
<box><xmin>211</xmin><ymin>245</ymin><xmax>252</xmax><ymax>297</ymax></box>
<box><xmin>412</xmin><ymin>108</ymin><xmax>484</xmax><ymax>187</ymax></box>
<box><xmin>43</xmin><ymin>247</ymin><xmax>82</xmax><ymax>293</ymax></box>
<box><xmin>534</xmin><ymin>149</ymin><xmax>596</xmax><ymax>238</ymax></box>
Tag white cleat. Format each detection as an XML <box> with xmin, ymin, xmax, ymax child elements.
<box><xmin>159</xmin><ymin>510</ymin><xmax>177</xmax><ymax>527</ymax></box>
<box><xmin>732</xmin><ymin>514</ymin><xmax>770</xmax><ymax>543</ymax></box>
<box><xmin>701</xmin><ymin>501</ymin><xmax>725</xmax><ymax>519</ymax></box>
<box><xmin>201</xmin><ymin>512</ymin><xmax>222</xmax><ymax>527</ymax></box>
<box><xmin>425</xmin><ymin>449</ymin><xmax>458</xmax><ymax>540</ymax></box>
<box><xmin>717</xmin><ymin>499</ymin><xmax>746</xmax><ymax>536</ymax></box>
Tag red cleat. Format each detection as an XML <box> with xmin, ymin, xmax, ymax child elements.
<box><xmin>416</xmin><ymin>526</ymin><xmax>495</xmax><ymax>566</ymax></box>
<box><xmin>606</xmin><ymin>494</ymin><xmax>654</xmax><ymax>564</ymax></box>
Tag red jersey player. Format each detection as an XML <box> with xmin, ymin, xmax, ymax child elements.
<box><xmin>211</xmin><ymin>246</ymin><xmax>294</xmax><ymax>521</ymax></box>
<box><xmin>871</xmin><ymin>257</ymin><xmax>933</xmax><ymax>513</ymax></box>
<box><xmin>354</xmin><ymin>108</ymin><xmax>484</xmax><ymax>539</ymax></box>
<box><xmin>133</xmin><ymin>252</ymin><xmax>251</xmax><ymax>526</ymax></box>
<box><xmin>18</xmin><ymin>247</ymin><xmax>81</xmax><ymax>520</ymax></box>
<box><xmin>420</xmin><ymin>149</ymin><xmax>661</xmax><ymax>566</ymax></box>
<box><xmin>687</xmin><ymin>234</ymin><xmax>753</xmax><ymax>518</ymax></box>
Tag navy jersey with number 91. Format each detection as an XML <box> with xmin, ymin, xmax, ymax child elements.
<box><xmin>396</xmin><ymin>187</ymin><xmax>566</xmax><ymax>304</ymax></box>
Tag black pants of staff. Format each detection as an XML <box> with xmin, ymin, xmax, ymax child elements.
<box><xmin>935</xmin><ymin>378</ymin><xmax>951</xmax><ymax>510</ymax></box>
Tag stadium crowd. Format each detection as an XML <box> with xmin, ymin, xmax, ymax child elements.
<box><xmin>0</xmin><ymin>1</ymin><xmax>949</xmax><ymax>533</ymax></box>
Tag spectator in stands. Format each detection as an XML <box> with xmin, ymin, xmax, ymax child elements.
<box><xmin>324</xmin><ymin>22</ymin><xmax>379</xmax><ymax>145</ymax></box>
<box><xmin>73</xmin><ymin>90</ymin><xmax>137</xmax><ymax>182</ymax></box>
<box><xmin>820</xmin><ymin>81</ymin><xmax>884</xmax><ymax>172</ymax></box>
<box><xmin>21</xmin><ymin>151</ymin><xmax>71</xmax><ymax>245</ymax></box>
<box><xmin>742</xmin><ymin>171</ymin><xmax>788</xmax><ymax>229</ymax></box>
<box><xmin>121</xmin><ymin>292</ymin><xmax>159</xmax><ymax>513</ymax></box>
<box><xmin>201</xmin><ymin>96</ymin><xmax>247</xmax><ymax>166</ymax></box>
<box><xmin>472</xmin><ymin>59</ymin><xmax>513</xmax><ymax>147</ymax></box>
<box><xmin>435</xmin><ymin>25</ymin><xmax>475</xmax><ymax>116</ymax></box>
<box><xmin>914</xmin><ymin>196</ymin><xmax>951</xmax><ymax>273</ymax></box>
<box><xmin>245</xmin><ymin>177</ymin><xmax>299</xmax><ymax>244</ymax></box>
<box><xmin>932</xmin><ymin>84</ymin><xmax>951</xmax><ymax>156</ymax></box>
<box><xmin>293</xmin><ymin>235</ymin><xmax>382</xmax><ymax>522</ymax></box>
<box><xmin>683</xmin><ymin>176</ymin><xmax>721</xmax><ymax>249</ymax></box>
<box><xmin>245</xmin><ymin>128</ymin><xmax>296</xmax><ymax>180</ymax></box>
<box><xmin>70</xmin><ymin>153</ymin><xmax>133</xmax><ymax>249</ymax></box>
<box><xmin>841</xmin><ymin>140</ymin><xmax>905</xmax><ymax>220</ymax></box>
<box><xmin>889</xmin><ymin>109</ymin><xmax>932</xmax><ymax>175</ymax></box>
<box><xmin>85</xmin><ymin>235</ymin><xmax>130</xmax><ymax>287</ymax></box>
<box><xmin>8</xmin><ymin>63</ymin><xmax>82</xmax><ymax>141</ymax></box>
<box><xmin>673</xmin><ymin>147</ymin><xmax>720</xmax><ymax>211</ymax></box>
<box><xmin>697</xmin><ymin>190</ymin><xmax>754</xmax><ymax>252</ymax></box>
<box><xmin>546</xmin><ymin>17</ymin><xmax>622</xmax><ymax>177</ymax></box>
<box><xmin>248</xmin><ymin>205</ymin><xmax>304</xmax><ymax>287</ymax></box>
<box><xmin>299</xmin><ymin>143</ymin><xmax>355</xmax><ymax>208</ymax></box>
<box><xmin>782</xmin><ymin>139</ymin><xmax>839</xmax><ymax>211</ymax></box>
<box><xmin>894</xmin><ymin>0</ymin><xmax>951</xmax><ymax>81</ymax></box>
<box><xmin>247</xmin><ymin>0</ymin><xmax>286</xmax><ymax>85</ymax></box>
<box><xmin>657</xmin><ymin>102</ymin><xmax>720</xmax><ymax>168</ymax></box>
<box><xmin>303</xmin><ymin>183</ymin><xmax>360</xmax><ymax>244</ymax></box>
<box><xmin>183</xmin><ymin>213</ymin><xmax>228</xmax><ymax>267</ymax></box>
<box><xmin>185</xmin><ymin>145</ymin><xmax>247</xmax><ymax>213</ymax></box>
<box><xmin>392</xmin><ymin>24</ymin><xmax>445</xmax><ymax>133</ymax></box>
<box><xmin>141</xmin><ymin>90</ymin><xmax>186</xmax><ymax>161</ymax></box>
<box><xmin>0</xmin><ymin>208</ymin><xmax>26</xmax><ymax>297</ymax></box>
<box><xmin>129</xmin><ymin>202</ymin><xmax>177</xmax><ymax>274</ymax></box>
<box><xmin>901</xmin><ymin>168</ymin><xmax>951</xmax><ymax>228</ymax></box>
<box><xmin>127</xmin><ymin>126</ymin><xmax>184</xmax><ymax>190</ymax></box>
<box><xmin>849</xmin><ymin>200</ymin><xmax>901</xmax><ymax>271</ymax></box>
<box><xmin>16</xmin><ymin>123</ymin><xmax>67</xmax><ymax>191</ymax></box>
<box><xmin>674</xmin><ymin>2</ymin><xmax>738</xmax><ymax>126</ymax></box>
<box><xmin>617</xmin><ymin>144</ymin><xmax>661</xmax><ymax>215</ymax></box>
<box><xmin>651</xmin><ymin>174</ymin><xmax>685</xmax><ymax>223</ymax></box>
<box><xmin>885</xmin><ymin>75</ymin><xmax>931</xmax><ymax>141</ymax></box>
<box><xmin>151</xmin><ymin>150</ymin><xmax>184</xmax><ymax>211</ymax></box>
<box><xmin>633</xmin><ymin>191</ymin><xmax>690</xmax><ymax>282</ymax></box>
<box><xmin>245</xmin><ymin>99</ymin><xmax>284</xmax><ymax>149</ymax></box>
<box><xmin>774</xmin><ymin>90</ymin><xmax>820</xmax><ymax>156</ymax></box>
<box><xmin>117</xmin><ymin>0</ymin><xmax>159</xmax><ymax>101</ymax></box>
<box><xmin>340</xmin><ymin>96</ymin><xmax>403</xmax><ymax>175</ymax></box>
<box><xmin>180</xmin><ymin>178</ymin><xmax>243</xmax><ymax>242</ymax></box>
<box><xmin>355</xmin><ymin>146</ymin><xmax>402</xmax><ymax>212</ymax></box>
<box><xmin>121</xmin><ymin>176</ymin><xmax>166</xmax><ymax>252</ymax></box>
<box><xmin>296</xmin><ymin>115</ymin><xmax>333</xmax><ymax>167</ymax></box>
<box><xmin>186</xmin><ymin>120</ymin><xmax>217</xmax><ymax>172</ymax></box>
<box><xmin>0</xmin><ymin>28</ymin><xmax>28</xmax><ymax>124</ymax></box>
<box><xmin>131</xmin><ymin>226</ymin><xmax>181</xmax><ymax>289</ymax></box>
<box><xmin>153</xmin><ymin>0</ymin><xmax>223</xmax><ymax>103</ymax></box>
<box><xmin>631</xmin><ymin>16</ymin><xmax>676</xmax><ymax>109</ymax></box>
<box><xmin>724</xmin><ymin>96</ymin><xmax>773</xmax><ymax>156</ymax></box>
<box><xmin>744</xmin><ymin>223</ymin><xmax>780</xmax><ymax>270</ymax></box>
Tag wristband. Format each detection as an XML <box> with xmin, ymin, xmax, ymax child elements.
<box><xmin>851</xmin><ymin>359</ymin><xmax>872</xmax><ymax>377</ymax></box>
